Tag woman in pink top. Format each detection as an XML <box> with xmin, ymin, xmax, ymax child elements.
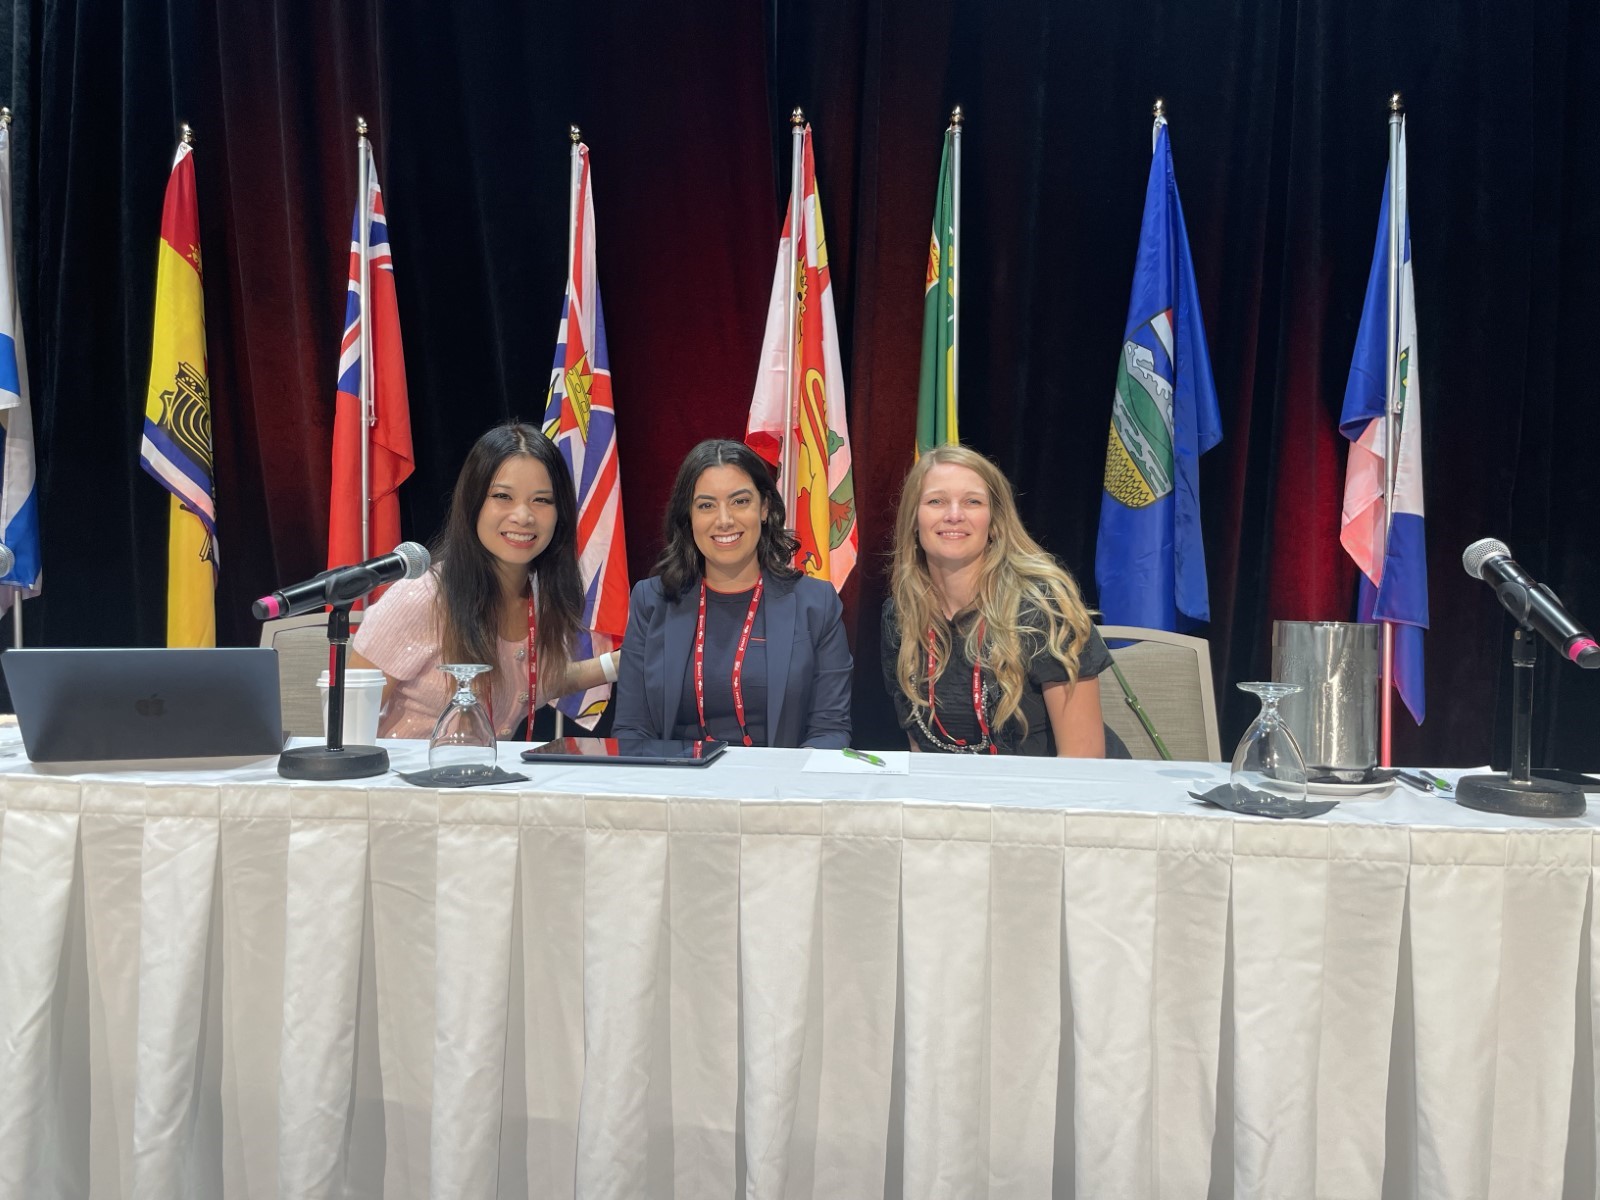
<box><xmin>350</xmin><ymin>423</ymin><xmax>618</xmax><ymax>739</ymax></box>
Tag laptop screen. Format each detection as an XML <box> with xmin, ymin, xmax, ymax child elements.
<box><xmin>2</xmin><ymin>647</ymin><xmax>284</xmax><ymax>762</ymax></box>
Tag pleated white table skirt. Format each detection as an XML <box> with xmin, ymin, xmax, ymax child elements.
<box><xmin>0</xmin><ymin>742</ymin><xmax>1596</xmax><ymax>1200</ymax></box>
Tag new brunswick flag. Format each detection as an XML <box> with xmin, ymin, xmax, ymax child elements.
<box><xmin>746</xmin><ymin>124</ymin><xmax>857</xmax><ymax>589</ymax></box>
<box><xmin>139</xmin><ymin>139</ymin><xmax>215</xmax><ymax>647</ymax></box>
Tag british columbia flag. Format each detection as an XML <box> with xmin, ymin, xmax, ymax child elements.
<box><xmin>544</xmin><ymin>142</ymin><xmax>628</xmax><ymax>726</ymax></box>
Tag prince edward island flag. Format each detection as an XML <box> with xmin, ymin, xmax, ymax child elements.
<box><xmin>1096</xmin><ymin>115</ymin><xmax>1223</xmax><ymax>631</ymax></box>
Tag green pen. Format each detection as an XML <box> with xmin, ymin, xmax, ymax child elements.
<box><xmin>842</xmin><ymin>748</ymin><xmax>887</xmax><ymax>768</ymax></box>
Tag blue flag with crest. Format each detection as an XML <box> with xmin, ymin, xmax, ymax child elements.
<box><xmin>1095</xmin><ymin>117</ymin><xmax>1222</xmax><ymax>631</ymax></box>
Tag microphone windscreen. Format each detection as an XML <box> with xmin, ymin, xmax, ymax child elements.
<box><xmin>1462</xmin><ymin>537</ymin><xmax>1511</xmax><ymax>581</ymax></box>
<box><xmin>394</xmin><ymin>541</ymin><xmax>431</xmax><ymax>580</ymax></box>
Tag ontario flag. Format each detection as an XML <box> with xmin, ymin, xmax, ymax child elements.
<box><xmin>746</xmin><ymin>124</ymin><xmax>858</xmax><ymax>589</ymax></box>
<box><xmin>328</xmin><ymin>135</ymin><xmax>413</xmax><ymax>574</ymax></box>
<box><xmin>138</xmin><ymin>137</ymin><xmax>215</xmax><ymax>647</ymax></box>
<box><xmin>1340</xmin><ymin>118</ymin><xmax>1427</xmax><ymax>724</ymax></box>
<box><xmin>543</xmin><ymin>141</ymin><xmax>627</xmax><ymax>727</ymax></box>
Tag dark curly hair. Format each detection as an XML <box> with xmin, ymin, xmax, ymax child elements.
<box><xmin>654</xmin><ymin>439</ymin><xmax>801</xmax><ymax>602</ymax></box>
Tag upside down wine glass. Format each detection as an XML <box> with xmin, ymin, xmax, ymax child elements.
<box><xmin>429</xmin><ymin>664</ymin><xmax>497</xmax><ymax>782</ymax></box>
<box><xmin>1231</xmin><ymin>682</ymin><xmax>1309</xmax><ymax>803</ymax></box>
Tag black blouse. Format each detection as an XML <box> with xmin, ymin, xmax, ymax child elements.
<box><xmin>673</xmin><ymin>585</ymin><xmax>769</xmax><ymax>745</ymax></box>
<box><xmin>880</xmin><ymin>598</ymin><xmax>1118</xmax><ymax>756</ymax></box>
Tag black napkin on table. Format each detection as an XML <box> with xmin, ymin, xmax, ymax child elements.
<box><xmin>1189</xmin><ymin>782</ymin><xmax>1338</xmax><ymax>820</ymax></box>
<box><xmin>398</xmin><ymin>766</ymin><xmax>529</xmax><ymax>789</ymax></box>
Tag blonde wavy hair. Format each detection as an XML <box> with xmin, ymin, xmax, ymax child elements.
<box><xmin>890</xmin><ymin>445</ymin><xmax>1095</xmax><ymax>735</ymax></box>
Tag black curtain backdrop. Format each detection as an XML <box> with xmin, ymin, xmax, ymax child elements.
<box><xmin>2</xmin><ymin>0</ymin><xmax>1596</xmax><ymax>766</ymax></box>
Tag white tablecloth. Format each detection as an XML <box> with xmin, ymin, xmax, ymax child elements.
<box><xmin>0</xmin><ymin>738</ymin><xmax>1596</xmax><ymax>1199</ymax></box>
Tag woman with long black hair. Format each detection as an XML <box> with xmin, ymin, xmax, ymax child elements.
<box><xmin>350</xmin><ymin>422</ymin><xmax>617</xmax><ymax>739</ymax></box>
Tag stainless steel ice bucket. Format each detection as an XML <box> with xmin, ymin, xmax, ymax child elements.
<box><xmin>1271</xmin><ymin>621</ymin><xmax>1380</xmax><ymax>781</ymax></box>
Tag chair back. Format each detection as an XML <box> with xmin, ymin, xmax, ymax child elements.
<box><xmin>259</xmin><ymin>612</ymin><xmax>365</xmax><ymax>738</ymax></box>
<box><xmin>1096</xmin><ymin>625</ymin><xmax>1221</xmax><ymax>761</ymax></box>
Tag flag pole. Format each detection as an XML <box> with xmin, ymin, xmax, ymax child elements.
<box><xmin>2</xmin><ymin>105</ymin><xmax>19</xmax><ymax>648</ymax></box>
<box><xmin>781</xmin><ymin>108</ymin><xmax>805</xmax><ymax>513</ymax></box>
<box><xmin>949</xmin><ymin>106</ymin><xmax>963</xmax><ymax>434</ymax></box>
<box><xmin>356</xmin><ymin>117</ymin><xmax>374</xmax><ymax>562</ymax></box>
<box><xmin>1379</xmin><ymin>92</ymin><xmax>1404</xmax><ymax>766</ymax></box>
<box><xmin>556</xmin><ymin>125</ymin><xmax>583</xmax><ymax>741</ymax></box>
<box><xmin>567</xmin><ymin>125</ymin><xmax>581</xmax><ymax>273</ymax></box>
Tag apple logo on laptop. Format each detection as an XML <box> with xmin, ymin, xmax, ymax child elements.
<box><xmin>136</xmin><ymin>694</ymin><xmax>166</xmax><ymax>718</ymax></box>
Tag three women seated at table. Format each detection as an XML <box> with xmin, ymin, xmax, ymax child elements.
<box><xmin>351</xmin><ymin>424</ymin><xmax>1114</xmax><ymax>757</ymax></box>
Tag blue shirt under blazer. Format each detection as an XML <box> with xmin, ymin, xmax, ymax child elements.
<box><xmin>614</xmin><ymin>571</ymin><xmax>853</xmax><ymax>749</ymax></box>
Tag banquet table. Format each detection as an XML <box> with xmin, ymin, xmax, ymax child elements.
<box><xmin>0</xmin><ymin>734</ymin><xmax>1597</xmax><ymax>1200</ymax></box>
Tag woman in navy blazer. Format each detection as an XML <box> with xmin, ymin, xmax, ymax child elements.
<box><xmin>614</xmin><ymin>440</ymin><xmax>852</xmax><ymax>749</ymax></box>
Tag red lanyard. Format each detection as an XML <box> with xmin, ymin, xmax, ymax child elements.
<box><xmin>484</xmin><ymin>595</ymin><xmax>537</xmax><ymax>740</ymax></box>
<box><xmin>695</xmin><ymin>577</ymin><xmax>763</xmax><ymax>746</ymax></box>
<box><xmin>926</xmin><ymin>619</ymin><xmax>996</xmax><ymax>754</ymax></box>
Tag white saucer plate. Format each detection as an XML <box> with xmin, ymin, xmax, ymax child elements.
<box><xmin>1306</xmin><ymin>776</ymin><xmax>1397</xmax><ymax>798</ymax></box>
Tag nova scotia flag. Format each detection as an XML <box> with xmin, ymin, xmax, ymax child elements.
<box><xmin>0</xmin><ymin>117</ymin><xmax>42</xmax><ymax>614</ymax></box>
<box><xmin>1340</xmin><ymin>118</ymin><xmax>1427</xmax><ymax>723</ymax></box>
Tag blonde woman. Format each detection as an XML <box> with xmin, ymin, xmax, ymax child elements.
<box><xmin>881</xmin><ymin>444</ymin><xmax>1123</xmax><ymax>757</ymax></box>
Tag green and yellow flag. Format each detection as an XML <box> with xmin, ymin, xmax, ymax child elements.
<box><xmin>916</xmin><ymin>134</ymin><xmax>957</xmax><ymax>455</ymax></box>
<box><xmin>138</xmin><ymin>137</ymin><xmax>215</xmax><ymax>646</ymax></box>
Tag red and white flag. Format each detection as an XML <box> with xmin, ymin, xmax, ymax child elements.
<box><xmin>746</xmin><ymin>124</ymin><xmax>857</xmax><ymax>589</ymax></box>
<box><xmin>329</xmin><ymin>135</ymin><xmax>413</xmax><ymax>575</ymax></box>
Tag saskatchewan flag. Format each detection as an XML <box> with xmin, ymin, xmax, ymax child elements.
<box><xmin>138</xmin><ymin>139</ymin><xmax>216</xmax><ymax>647</ymax></box>
<box><xmin>917</xmin><ymin>134</ymin><xmax>957</xmax><ymax>454</ymax></box>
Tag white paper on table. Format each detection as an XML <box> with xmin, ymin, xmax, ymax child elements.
<box><xmin>802</xmin><ymin>750</ymin><xmax>910</xmax><ymax>775</ymax></box>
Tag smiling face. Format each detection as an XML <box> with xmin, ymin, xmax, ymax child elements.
<box><xmin>916</xmin><ymin>462</ymin><xmax>993</xmax><ymax>572</ymax></box>
<box><xmin>476</xmin><ymin>453</ymin><xmax>558</xmax><ymax>586</ymax></box>
<box><xmin>691</xmin><ymin>463</ymin><xmax>768</xmax><ymax>589</ymax></box>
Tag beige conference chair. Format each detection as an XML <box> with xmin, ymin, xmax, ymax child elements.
<box><xmin>259</xmin><ymin>611</ymin><xmax>364</xmax><ymax>738</ymax></box>
<box><xmin>1096</xmin><ymin>625</ymin><xmax>1222</xmax><ymax>762</ymax></box>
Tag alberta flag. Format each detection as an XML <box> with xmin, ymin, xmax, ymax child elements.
<box><xmin>0</xmin><ymin>115</ymin><xmax>41</xmax><ymax>614</ymax></box>
<box><xmin>1340</xmin><ymin>118</ymin><xmax>1427</xmax><ymax>724</ymax></box>
<box><xmin>1095</xmin><ymin>116</ymin><xmax>1223</xmax><ymax>630</ymax></box>
<box><xmin>328</xmin><ymin>135</ymin><xmax>413</xmax><ymax>574</ymax></box>
<box><xmin>544</xmin><ymin>140</ymin><xmax>627</xmax><ymax>727</ymax></box>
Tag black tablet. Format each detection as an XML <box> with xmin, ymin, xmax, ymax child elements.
<box><xmin>521</xmin><ymin>736</ymin><xmax>729</xmax><ymax>767</ymax></box>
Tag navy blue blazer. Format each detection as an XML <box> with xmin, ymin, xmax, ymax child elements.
<box><xmin>613</xmin><ymin>571</ymin><xmax>852</xmax><ymax>749</ymax></box>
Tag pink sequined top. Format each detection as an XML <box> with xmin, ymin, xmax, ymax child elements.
<box><xmin>351</xmin><ymin>571</ymin><xmax>539</xmax><ymax>740</ymax></box>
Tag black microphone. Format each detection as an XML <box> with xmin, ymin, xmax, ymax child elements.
<box><xmin>253</xmin><ymin>541</ymin><xmax>430</xmax><ymax>620</ymax></box>
<box><xmin>1462</xmin><ymin>538</ymin><xmax>1600</xmax><ymax>669</ymax></box>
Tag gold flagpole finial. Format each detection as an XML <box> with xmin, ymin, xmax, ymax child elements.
<box><xmin>949</xmin><ymin>105</ymin><xmax>964</xmax><ymax>129</ymax></box>
<box><xmin>180</xmin><ymin>122</ymin><xmax>194</xmax><ymax>145</ymax></box>
<box><xmin>1388</xmin><ymin>91</ymin><xmax>1404</xmax><ymax>114</ymax></box>
<box><xmin>790</xmin><ymin>106</ymin><xmax>806</xmax><ymax>128</ymax></box>
<box><xmin>1152</xmin><ymin>97</ymin><xmax>1166</xmax><ymax>120</ymax></box>
<box><xmin>569</xmin><ymin>123</ymin><xmax>582</xmax><ymax>144</ymax></box>
<box><xmin>0</xmin><ymin>107</ymin><xmax>11</xmax><ymax>130</ymax></box>
<box><xmin>356</xmin><ymin>116</ymin><xmax>368</xmax><ymax>137</ymax></box>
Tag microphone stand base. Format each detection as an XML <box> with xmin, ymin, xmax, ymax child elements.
<box><xmin>1455</xmin><ymin>772</ymin><xmax>1585</xmax><ymax>819</ymax></box>
<box><xmin>278</xmin><ymin>744</ymin><xmax>390</xmax><ymax>781</ymax></box>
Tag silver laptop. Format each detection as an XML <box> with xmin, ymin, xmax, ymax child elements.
<box><xmin>2</xmin><ymin>648</ymin><xmax>284</xmax><ymax>762</ymax></box>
